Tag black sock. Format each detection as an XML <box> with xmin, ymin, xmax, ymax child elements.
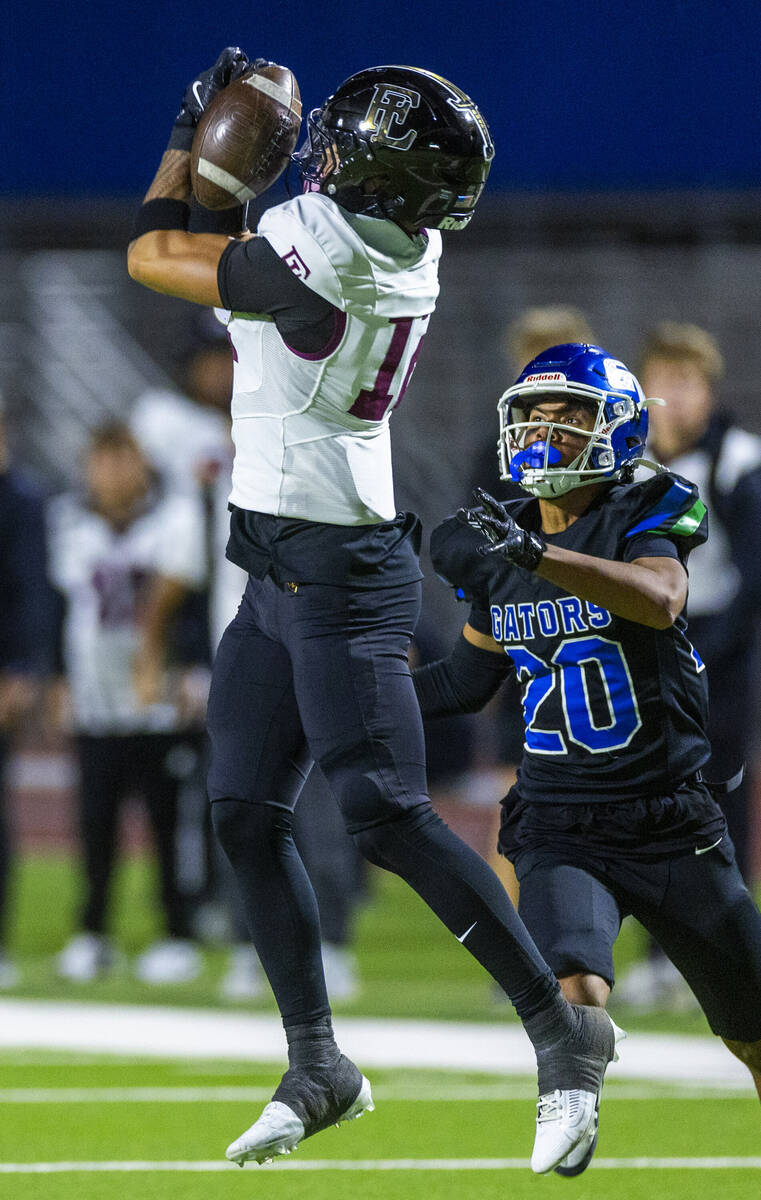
<box><xmin>522</xmin><ymin>990</ymin><xmax>575</xmax><ymax>1053</ymax></box>
<box><xmin>525</xmin><ymin>1003</ymin><xmax>615</xmax><ymax>1094</ymax></box>
<box><xmin>284</xmin><ymin>1016</ymin><xmax>341</xmax><ymax>1070</ymax></box>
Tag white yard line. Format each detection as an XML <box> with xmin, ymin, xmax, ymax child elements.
<box><xmin>0</xmin><ymin>1157</ymin><xmax>760</xmax><ymax>1173</ymax></box>
<box><xmin>0</xmin><ymin>998</ymin><xmax>752</xmax><ymax>1088</ymax></box>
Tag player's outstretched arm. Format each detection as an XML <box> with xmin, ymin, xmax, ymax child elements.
<box><xmin>412</xmin><ymin>625</ymin><xmax>511</xmax><ymax>718</ymax></box>
<box><xmin>127</xmin><ymin>149</ymin><xmax>229</xmax><ymax>306</ymax></box>
<box><xmin>127</xmin><ymin>48</ymin><xmax>249</xmax><ymax>306</ymax></box>
<box><xmin>535</xmin><ymin>549</ymin><xmax>688</xmax><ymax>629</ymax></box>
<box><xmin>462</xmin><ymin>489</ymin><xmax>688</xmax><ymax>629</ymax></box>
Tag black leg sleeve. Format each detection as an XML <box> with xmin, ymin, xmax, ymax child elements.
<box><xmin>354</xmin><ymin>802</ymin><xmax>560</xmax><ymax>1020</ymax></box>
<box><xmin>212</xmin><ymin>798</ymin><xmax>330</xmax><ymax>1025</ymax></box>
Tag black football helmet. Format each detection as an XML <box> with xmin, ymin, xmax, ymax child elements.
<box><xmin>293</xmin><ymin>65</ymin><xmax>494</xmax><ymax>230</ymax></box>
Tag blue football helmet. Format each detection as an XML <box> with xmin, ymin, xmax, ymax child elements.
<box><xmin>497</xmin><ymin>343</ymin><xmax>650</xmax><ymax>498</ymax></box>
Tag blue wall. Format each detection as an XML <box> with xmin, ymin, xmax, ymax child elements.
<box><xmin>11</xmin><ymin>0</ymin><xmax>759</xmax><ymax>195</ymax></box>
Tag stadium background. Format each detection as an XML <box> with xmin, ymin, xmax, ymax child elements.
<box><xmin>4</xmin><ymin>0</ymin><xmax>761</xmax><ymax>538</ymax></box>
<box><xmin>3</xmin><ymin>0</ymin><xmax>761</xmax><ymax>898</ymax></box>
<box><xmin>1</xmin><ymin>4</ymin><xmax>759</xmax><ymax>861</ymax></box>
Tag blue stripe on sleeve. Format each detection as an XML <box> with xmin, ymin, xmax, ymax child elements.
<box><xmin>624</xmin><ymin>479</ymin><xmax>694</xmax><ymax>538</ymax></box>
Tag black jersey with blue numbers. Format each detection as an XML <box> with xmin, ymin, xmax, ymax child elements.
<box><xmin>431</xmin><ymin>472</ymin><xmax>711</xmax><ymax>803</ymax></box>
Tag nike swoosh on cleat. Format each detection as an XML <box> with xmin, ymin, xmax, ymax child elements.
<box><xmin>192</xmin><ymin>81</ymin><xmax>204</xmax><ymax>109</ymax></box>
<box><xmin>695</xmin><ymin>836</ymin><xmax>723</xmax><ymax>856</ymax></box>
<box><xmin>456</xmin><ymin>921</ymin><xmax>477</xmax><ymax>943</ymax></box>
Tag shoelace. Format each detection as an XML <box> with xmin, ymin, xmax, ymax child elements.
<box><xmin>536</xmin><ymin>1089</ymin><xmax>583</xmax><ymax>1123</ymax></box>
<box><xmin>536</xmin><ymin>1091</ymin><xmax>563</xmax><ymax>1123</ymax></box>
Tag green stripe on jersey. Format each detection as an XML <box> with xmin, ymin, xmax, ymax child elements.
<box><xmin>668</xmin><ymin>498</ymin><xmax>707</xmax><ymax>537</ymax></box>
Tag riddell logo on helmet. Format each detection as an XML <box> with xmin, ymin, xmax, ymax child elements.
<box><xmin>524</xmin><ymin>372</ymin><xmax>567</xmax><ymax>384</ymax></box>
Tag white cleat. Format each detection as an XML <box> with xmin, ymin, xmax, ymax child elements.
<box><xmin>554</xmin><ymin>1100</ymin><xmax>599</xmax><ymax>1176</ymax></box>
<box><xmin>531</xmin><ymin>1088</ymin><xmax>598</xmax><ymax>1174</ymax></box>
<box><xmin>226</xmin><ymin>1074</ymin><xmax>373</xmax><ymax>1167</ymax></box>
<box><xmin>226</xmin><ymin>1101</ymin><xmax>305</xmax><ymax>1166</ymax></box>
<box><xmin>56</xmin><ymin>933</ymin><xmax>118</xmax><ymax>982</ymax></box>
<box><xmin>134</xmin><ymin>939</ymin><xmax>202</xmax><ymax>985</ymax></box>
<box><xmin>219</xmin><ymin>944</ymin><xmax>266</xmax><ymax>1001</ymax></box>
<box><xmin>532</xmin><ymin>1014</ymin><xmax>626</xmax><ymax>1175</ymax></box>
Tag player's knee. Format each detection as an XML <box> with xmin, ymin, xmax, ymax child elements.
<box><xmin>211</xmin><ymin>797</ymin><xmax>288</xmax><ymax>862</ymax></box>
<box><xmin>352</xmin><ymin>824</ymin><xmax>388</xmax><ymax>870</ymax></box>
<box><xmin>351</xmin><ymin>803</ymin><xmax>438</xmax><ymax>871</ymax></box>
<box><xmin>320</xmin><ymin>751</ymin><xmax>429</xmax><ymax>832</ymax></box>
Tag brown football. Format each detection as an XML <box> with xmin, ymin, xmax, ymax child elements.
<box><xmin>190</xmin><ymin>63</ymin><xmax>302</xmax><ymax>210</ymax></box>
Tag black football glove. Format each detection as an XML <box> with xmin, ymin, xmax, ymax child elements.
<box><xmin>167</xmin><ymin>47</ymin><xmax>252</xmax><ymax>152</ymax></box>
<box><xmin>456</xmin><ymin>487</ymin><xmax>547</xmax><ymax>570</ymax></box>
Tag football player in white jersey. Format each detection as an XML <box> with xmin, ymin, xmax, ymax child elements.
<box><xmin>128</xmin><ymin>49</ymin><xmax>621</xmax><ymax>1173</ymax></box>
<box><xmin>49</xmin><ymin>423</ymin><xmax>208</xmax><ymax>984</ymax></box>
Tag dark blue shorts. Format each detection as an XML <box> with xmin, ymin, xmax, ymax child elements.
<box><xmin>511</xmin><ymin>828</ymin><xmax>761</xmax><ymax>1041</ymax></box>
<box><xmin>206</xmin><ymin>574</ymin><xmax>429</xmax><ymax>833</ymax></box>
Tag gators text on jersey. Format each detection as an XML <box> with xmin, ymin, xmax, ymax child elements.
<box><xmin>432</xmin><ymin>471</ymin><xmax>710</xmax><ymax>803</ymax></box>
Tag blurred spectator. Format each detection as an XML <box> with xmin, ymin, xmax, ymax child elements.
<box><xmin>0</xmin><ymin>396</ymin><xmax>56</xmax><ymax>987</ymax></box>
<box><xmin>130</xmin><ymin>316</ymin><xmax>234</xmax><ymax>500</ymax></box>
<box><xmin>48</xmin><ymin>423</ymin><xmax>208</xmax><ymax>984</ymax></box>
<box><xmin>131</xmin><ymin>322</ymin><xmax>238</xmax><ymax>938</ymax></box>
<box><xmin>616</xmin><ymin>321</ymin><xmax>761</xmax><ymax>1010</ymax></box>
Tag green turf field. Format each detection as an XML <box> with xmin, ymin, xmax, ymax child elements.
<box><xmin>0</xmin><ymin>1055</ymin><xmax>759</xmax><ymax>1199</ymax></box>
<box><xmin>4</xmin><ymin>853</ymin><xmax>722</xmax><ymax>1034</ymax></box>
<box><xmin>2</xmin><ymin>855</ymin><xmax>759</xmax><ymax>1197</ymax></box>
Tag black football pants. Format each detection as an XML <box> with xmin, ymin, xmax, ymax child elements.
<box><xmin>76</xmin><ymin>733</ymin><xmax>197</xmax><ymax>939</ymax></box>
<box><xmin>207</xmin><ymin>574</ymin><xmax>559</xmax><ymax>1026</ymax></box>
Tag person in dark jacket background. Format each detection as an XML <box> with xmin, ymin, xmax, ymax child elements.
<box><xmin>0</xmin><ymin>393</ymin><xmax>56</xmax><ymax>986</ymax></box>
<box><xmin>617</xmin><ymin>321</ymin><xmax>761</xmax><ymax>1009</ymax></box>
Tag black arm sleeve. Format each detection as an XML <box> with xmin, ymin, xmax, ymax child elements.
<box><xmin>412</xmin><ymin>634</ymin><xmax>512</xmax><ymax>718</ymax></box>
<box><xmin>188</xmin><ymin>197</ymin><xmax>246</xmax><ymax>236</ymax></box>
<box><xmin>217</xmin><ymin>236</ymin><xmax>337</xmax><ymax>354</ymax></box>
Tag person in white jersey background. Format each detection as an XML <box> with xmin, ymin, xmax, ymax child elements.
<box><xmin>127</xmin><ymin>48</ymin><xmax>621</xmax><ymax>1174</ymax></box>
<box><xmin>48</xmin><ymin>423</ymin><xmax>208</xmax><ymax>984</ymax></box>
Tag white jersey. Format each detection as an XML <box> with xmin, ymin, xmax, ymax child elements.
<box><xmin>130</xmin><ymin>388</ymin><xmax>231</xmax><ymax>495</ymax></box>
<box><xmin>48</xmin><ymin>489</ymin><xmax>207</xmax><ymax>734</ymax></box>
<box><xmin>657</xmin><ymin>427</ymin><xmax>761</xmax><ymax>617</ymax></box>
<box><xmin>225</xmin><ymin>193</ymin><xmax>442</xmax><ymax>525</ymax></box>
<box><xmin>210</xmin><ymin>448</ymin><xmax>248</xmax><ymax>649</ymax></box>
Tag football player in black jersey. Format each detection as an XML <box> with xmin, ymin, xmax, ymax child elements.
<box><xmin>415</xmin><ymin>343</ymin><xmax>761</xmax><ymax>1174</ymax></box>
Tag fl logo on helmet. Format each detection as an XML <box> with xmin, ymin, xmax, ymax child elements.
<box><xmin>360</xmin><ymin>85</ymin><xmax>421</xmax><ymax>150</ymax></box>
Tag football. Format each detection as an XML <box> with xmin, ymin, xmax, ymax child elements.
<box><xmin>190</xmin><ymin>62</ymin><xmax>302</xmax><ymax>210</ymax></box>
